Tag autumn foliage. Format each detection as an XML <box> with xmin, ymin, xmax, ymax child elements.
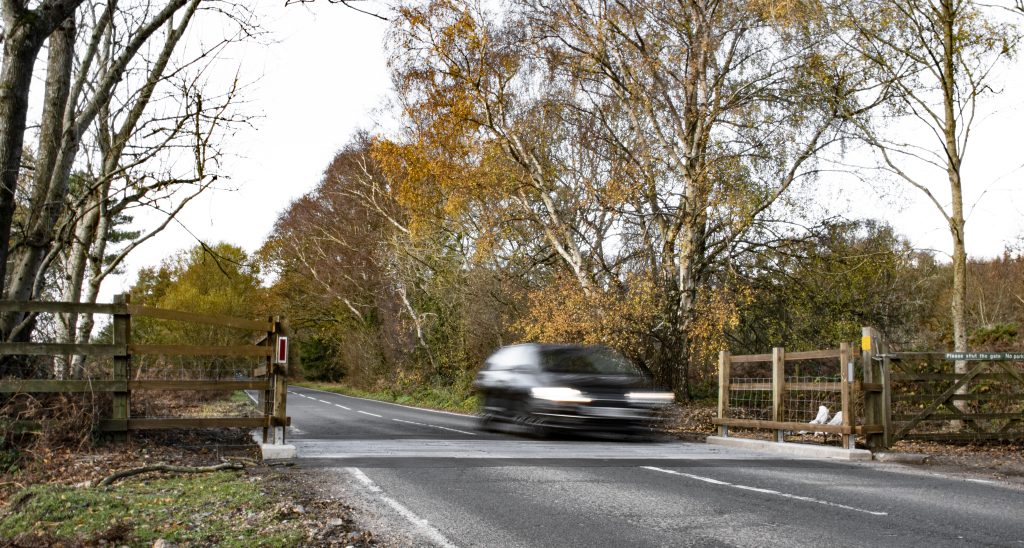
<box><xmin>255</xmin><ymin>0</ymin><xmax>1024</xmax><ymax>400</ymax></box>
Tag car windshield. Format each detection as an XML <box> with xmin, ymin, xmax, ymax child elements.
<box><xmin>540</xmin><ymin>347</ymin><xmax>640</xmax><ymax>375</ymax></box>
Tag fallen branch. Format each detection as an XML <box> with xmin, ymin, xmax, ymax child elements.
<box><xmin>224</xmin><ymin>456</ymin><xmax>260</xmax><ymax>467</ymax></box>
<box><xmin>95</xmin><ymin>462</ymin><xmax>244</xmax><ymax>487</ymax></box>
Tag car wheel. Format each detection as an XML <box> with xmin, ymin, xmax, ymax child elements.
<box><xmin>478</xmin><ymin>393</ymin><xmax>502</xmax><ymax>432</ymax></box>
<box><xmin>478</xmin><ymin>413</ymin><xmax>497</xmax><ymax>432</ymax></box>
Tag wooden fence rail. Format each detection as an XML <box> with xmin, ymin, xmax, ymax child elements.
<box><xmin>0</xmin><ymin>295</ymin><xmax>289</xmax><ymax>443</ymax></box>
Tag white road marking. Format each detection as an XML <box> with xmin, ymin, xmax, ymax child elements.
<box><xmin>358</xmin><ymin>410</ymin><xmax>383</xmax><ymax>418</ymax></box>
<box><xmin>430</xmin><ymin>425</ymin><xmax>478</xmax><ymax>436</ymax></box>
<box><xmin>318</xmin><ymin>399</ymin><xmax>331</xmax><ymax>404</ymax></box>
<box><xmin>642</xmin><ymin>466</ymin><xmax>889</xmax><ymax>516</ymax></box>
<box><xmin>392</xmin><ymin>418</ymin><xmax>477</xmax><ymax>436</ymax></box>
<box><xmin>346</xmin><ymin>468</ymin><xmax>458</xmax><ymax>548</ymax></box>
<box><xmin>294</xmin><ymin>386</ymin><xmax>473</xmax><ymax>417</ymax></box>
<box><xmin>335</xmin><ymin>404</ymin><xmax>351</xmax><ymax>411</ymax></box>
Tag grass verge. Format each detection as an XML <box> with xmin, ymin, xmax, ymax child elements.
<box><xmin>0</xmin><ymin>470</ymin><xmax>305</xmax><ymax>547</ymax></box>
<box><xmin>294</xmin><ymin>381</ymin><xmax>479</xmax><ymax>414</ymax></box>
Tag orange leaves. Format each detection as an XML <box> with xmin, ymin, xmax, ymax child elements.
<box><xmin>518</xmin><ymin>274</ymin><xmax>661</xmax><ymax>358</ymax></box>
<box><xmin>369</xmin><ymin>133</ymin><xmax>495</xmax><ymax>239</ymax></box>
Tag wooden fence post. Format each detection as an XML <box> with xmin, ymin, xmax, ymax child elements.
<box><xmin>862</xmin><ymin>326</ymin><xmax>886</xmax><ymax>449</ymax></box>
<box><xmin>772</xmin><ymin>346</ymin><xmax>785</xmax><ymax>443</ymax></box>
<box><xmin>718</xmin><ymin>350</ymin><xmax>730</xmax><ymax>437</ymax></box>
<box><xmin>261</xmin><ymin>316</ymin><xmax>275</xmax><ymax>444</ymax></box>
<box><xmin>840</xmin><ymin>342</ymin><xmax>852</xmax><ymax>449</ymax></box>
<box><xmin>272</xmin><ymin>316</ymin><xmax>288</xmax><ymax>445</ymax></box>
<box><xmin>111</xmin><ymin>294</ymin><xmax>131</xmax><ymax>441</ymax></box>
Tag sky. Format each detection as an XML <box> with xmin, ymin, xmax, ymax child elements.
<box><xmin>104</xmin><ymin>2</ymin><xmax>1024</xmax><ymax>298</ymax></box>
<box><xmin>105</xmin><ymin>2</ymin><xmax>395</xmax><ymax>297</ymax></box>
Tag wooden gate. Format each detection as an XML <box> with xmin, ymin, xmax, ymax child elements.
<box><xmin>0</xmin><ymin>295</ymin><xmax>289</xmax><ymax>442</ymax></box>
<box><xmin>886</xmin><ymin>351</ymin><xmax>1024</xmax><ymax>443</ymax></box>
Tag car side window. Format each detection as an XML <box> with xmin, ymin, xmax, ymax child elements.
<box><xmin>486</xmin><ymin>345</ymin><xmax>535</xmax><ymax>371</ymax></box>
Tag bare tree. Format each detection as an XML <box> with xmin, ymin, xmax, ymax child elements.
<box><xmin>3</xmin><ymin>0</ymin><xmax>204</xmax><ymax>345</ymax></box>
<box><xmin>0</xmin><ymin>1</ymin><xmax>258</xmax><ymax>379</ymax></box>
<box><xmin>839</xmin><ymin>0</ymin><xmax>1021</xmax><ymax>394</ymax></box>
<box><xmin>283</xmin><ymin>0</ymin><xmax>389</xmax><ymax>21</ymax></box>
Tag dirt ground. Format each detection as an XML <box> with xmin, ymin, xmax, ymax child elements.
<box><xmin>0</xmin><ymin>429</ymin><xmax>377</xmax><ymax>547</ymax></box>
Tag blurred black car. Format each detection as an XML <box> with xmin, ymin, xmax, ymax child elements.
<box><xmin>472</xmin><ymin>343</ymin><xmax>674</xmax><ymax>436</ymax></box>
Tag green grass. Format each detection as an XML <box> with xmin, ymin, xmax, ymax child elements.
<box><xmin>294</xmin><ymin>381</ymin><xmax>480</xmax><ymax>414</ymax></box>
<box><xmin>0</xmin><ymin>471</ymin><xmax>305</xmax><ymax>547</ymax></box>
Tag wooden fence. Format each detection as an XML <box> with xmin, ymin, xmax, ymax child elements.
<box><xmin>0</xmin><ymin>295</ymin><xmax>289</xmax><ymax>443</ymax></box>
<box><xmin>713</xmin><ymin>342</ymin><xmax>871</xmax><ymax>449</ymax></box>
<box><xmin>715</xmin><ymin>327</ymin><xmax>1024</xmax><ymax>449</ymax></box>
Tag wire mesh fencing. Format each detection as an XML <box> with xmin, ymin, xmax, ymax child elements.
<box><xmin>130</xmin><ymin>353</ymin><xmax>267</xmax><ymax>420</ymax></box>
<box><xmin>0</xmin><ymin>298</ymin><xmax>285</xmax><ymax>436</ymax></box>
<box><xmin>717</xmin><ymin>345</ymin><xmax>861</xmax><ymax>447</ymax></box>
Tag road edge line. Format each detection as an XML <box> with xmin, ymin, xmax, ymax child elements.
<box><xmin>345</xmin><ymin>467</ymin><xmax>459</xmax><ymax>548</ymax></box>
<box><xmin>292</xmin><ymin>385</ymin><xmax>475</xmax><ymax>417</ymax></box>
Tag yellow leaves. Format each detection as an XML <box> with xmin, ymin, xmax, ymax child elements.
<box><xmin>745</xmin><ymin>0</ymin><xmax>823</xmax><ymax>26</ymax></box>
<box><xmin>689</xmin><ymin>284</ymin><xmax>746</xmax><ymax>371</ymax></box>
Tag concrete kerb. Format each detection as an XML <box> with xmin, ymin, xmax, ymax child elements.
<box><xmin>249</xmin><ymin>428</ymin><xmax>297</xmax><ymax>460</ymax></box>
<box><xmin>243</xmin><ymin>390</ymin><xmax>297</xmax><ymax>460</ymax></box>
<box><xmin>707</xmin><ymin>436</ymin><xmax>874</xmax><ymax>461</ymax></box>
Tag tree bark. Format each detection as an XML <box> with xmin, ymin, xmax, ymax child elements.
<box><xmin>0</xmin><ymin>0</ymin><xmax>85</xmax><ymax>303</ymax></box>
<box><xmin>1</xmin><ymin>16</ymin><xmax>76</xmax><ymax>344</ymax></box>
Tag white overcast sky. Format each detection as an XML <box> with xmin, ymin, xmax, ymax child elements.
<box><xmin>104</xmin><ymin>2</ymin><xmax>1024</xmax><ymax>297</ymax></box>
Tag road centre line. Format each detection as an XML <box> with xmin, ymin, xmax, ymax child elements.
<box><xmin>358</xmin><ymin>410</ymin><xmax>383</xmax><ymax>418</ymax></box>
<box><xmin>641</xmin><ymin>466</ymin><xmax>888</xmax><ymax>516</ymax></box>
<box><xmin>346</xmin><ymin>468</ymin><xmax>458</xmax><ymax>548</ymax></box>
<box><xmin>392</xmin><ymin>418</ymin><xmax>478</xmax><ymax>436</ymax></box>
<box><xmin>293</xmin><ymin>386</ymin><xmax>472</xmax><ymax>417</ymax></box>
<box><xmin>335</xmin><ymin>404</ymin><xmax>351</xmax><ymax>411</ymax></box>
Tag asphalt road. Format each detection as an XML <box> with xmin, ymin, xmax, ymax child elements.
<box><xmin>284</xmin><ymin>386</ymin><xmax>1024</xmax><ymax>547</ymax></box>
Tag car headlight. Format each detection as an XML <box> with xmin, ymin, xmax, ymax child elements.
<box><xmin>625</xmin><ymin>391</ymin><xmax>675</xmax><ymax>403</ymax></box>
<box><xmin>531</xmin><ymin>387</ymin><xmax>592</xmax><ymax>403</ymax></box>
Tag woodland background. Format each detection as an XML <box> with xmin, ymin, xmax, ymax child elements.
<box><xmin>1</xmin><ymin>0</ymin><xmax>1024</xmax><ymax>406</ymax></box>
